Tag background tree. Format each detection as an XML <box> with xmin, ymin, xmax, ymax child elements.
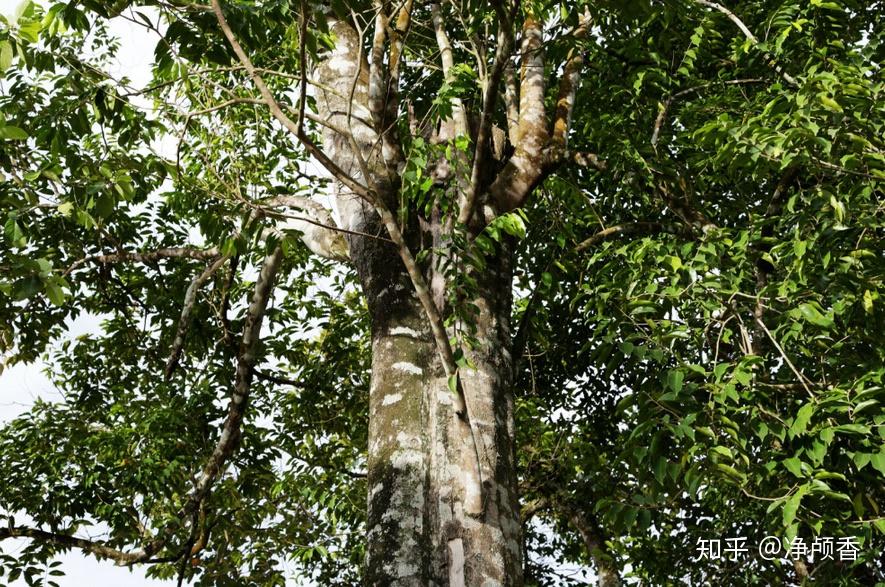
<box><xmin>0</xmin><ymin>0</ymin><xmax>883</xmax><ymax>585</ymax></box>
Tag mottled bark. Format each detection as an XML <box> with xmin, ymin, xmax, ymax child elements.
<box><xmin>360</xmin><ymin>237</ymin><xmax>522</xmax><ymax>585</ymax></box>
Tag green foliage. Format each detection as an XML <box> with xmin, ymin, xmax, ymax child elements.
<box><xmin>0</xmin><ymin>0</ymin><xmax>883</xmax><ymax>585</ymax></box>
<box><xmin>515</xmin><ymin>0</ymin><xmax>885</xmax><ymax>584</ymax></box>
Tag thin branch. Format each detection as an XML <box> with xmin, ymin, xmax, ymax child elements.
<box><xmin>651</xmin><ymin>78</ymin><xmax>765</xmax><ymax>147</ymax></box>
<box><xmin>0</xmin><ymin>251</ymin><xmax>285</xmax><ymax>567</ymax></box>
<box><xmin>296</xmin><ymin>0</ymin><xmax>308</xmax><ymax>132</ymax></box>
<box><xmin>381</xmin><ymin>0</ymin><xmax>413</xmax><ymax>170</ymax></box>
<box><xmin>754</xmin><ymin>316</ymin><xmax>815</xmax><ymax>399</ymax></box>
<box><xmin>431</xmin><ymin>3</ymin><xmax>470</xmax><ymax>137</ymax></box>
<box><xmin>211</xmin><ymin>0</ymin><xmax>369</xmax><ymax>199</ymax></box>
<box><xmin>165</xmin><ymin>254</ymin><xmax>230</xmax><ymax>380</ymax></box>
<box><xmin>574</xmin><ymin>222</ymin><xmax>682</xmax><ymax>252</ymax></box>
<box><xmin>64</xmin><ymin>247</ymin><xmax>220</xmax><ymax>277</ymax></box>
<box><xmin>513</xmin><ymin>220</ymin><xmax>683</xmax><ymax>378</ymax></box>
<box><xmin>693</xmin><ymin>0</ymin><xmax>799</xmax><ymax>87</ymax></box>
<box><xmin>458</xmin><ymin>0</ymin><xmax>516</xmax><ymax>225</ymax></box>
<box><xmin>0</xmin><ymin>526</ymin><xmax>149</xmax><ymax>565</ymax></box>
<box><xmin>192</xmin><ymin>247</ymin><xmax>283</xmax><ymax>502</ymax></box>
<box><xmin>258</xmin><ymin>198</ymin><xmax>390</xmax><ymax>244</ymax></box>
<box><xmin>254</xmin><ymin>368</ymin><xmax>308</xmax><ymax>388</ymax></box>
<box><xmin>373</xmin><ymin>204</ymin><xmax>469</xmax><ymax>417</ymax></box>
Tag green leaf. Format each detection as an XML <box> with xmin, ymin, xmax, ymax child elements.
<box><xmin>783</xmin><ymin>457</ymin><xmax>805</xmax><ymax>478</ymax></box>
<box><xmin>45</xmin><ymin>281</ymin><xmax>65</xmax><ymax>306</ymax></box>
<box><xmin>715</xmin><ymin>463</ymin><xmax>745</xmax><ymax>483</ymax></box>
<box><xmin>819</xmin><ymin>94</ymin><xmax>843</xmax><ymax>113</ymax></box>
<box><xmin>663</xmin><ymin>255</ymin><xmax>682</xmax><ymax>271</ymax></box>
<box><xmin>0</xmin><ymin>40</ymin><xmax>12</xmax><ymax>73</ymax></box>
<box><xmin>0</xmin><ymin>126</ymin><xmax>28</xmax><ymax>140</ymax></box>
<box><xmin>783</xmin><ymin>486</ymin><xmax>807</xmax><ymax>528</ymax></box>
<box><xmin>871</xmin><ymin>452</ymin><xmax>885</xmax><ymax>476</ymax></box>
<box><xmin>654</xmin><ymin>457</ymin><xmax>667</xmax><ymax>484</ymax></box>
<box><xmin>796</xmin><ymin>302</ymin><xmax>833</xmax><ymax>328</ymax></box>
<box><xmin>665</xmin><ymin>370</ymin><xmax>684</xmax><ymax>393</ymax></box>
<box><xmin>711</xmin><ymin>445</ymin><xmax>733</xmax><ymax>460</ymax></box>
<box><xmin>789</xmin><ymin>403</ymin><xmax>815</xmax><ymax>438</ymax></box>
<box><xmin>852</xmin><ymin>453</ymin><xmax>871</xmax><ymax>471</ymax></box>
<box><xmin>447</xmin><ymin>374</ymin><xmax>458</xmax><ymax>395</ymax></box>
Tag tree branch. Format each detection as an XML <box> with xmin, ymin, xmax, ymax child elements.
<box><xmin>259</xmin><ymin>196</ymin><xmax>351</xmax><ymax>260</ymax></box>
<box><xmin>693</xmin><ymin>0</ymin><xmax>799</xmax><ymax>87</ymax></box>
<box><xmin>191</xmin><ymin>246</ymin><xmax>284</xmax><ymax>503</ymax></box>
<box><xmin>489</xmin><ymin>14</ymin><xmax>549</xmax><ymax>214</ymax></box>
<box><xmin>551</xmin><ymin>8</ymin><xmax>591</xmax><ymax>149</ymax></box>
<box><xmin>0</xmin><ymin>525</ymin><xmax>152</xmax><ymax>565</ymax></box>
<box><xmin>64</xmin><ymin>247</ymin><xmax>221</xmax><ymax>277</ymax></box>
<box><xmin>211</xmin><ymin>0</ymin><xmax>370</xmax><ymax>199</ymax></box>
<box><xmin>165</xmin><ymin>254</ymin><xmax>230</xmax><ymax>380</ymax></box>
<box><xmin>458</xmin><ymin>0</ymin><xmax>516</xmax><ymax>225</ymax></box>
<box><xmin>431</xmin><ymin>3</ymin><xmax>470</xmax><ymax>138</ymax></box>
<box><xmin>574</xmin><ymin>221</ymin><xmax>682</xmax><ymax>252</ymax></box>
<box><xmin>253</xmin><ymin>368</ymin><xmax>308</xmax><ymax>389</ymax></box>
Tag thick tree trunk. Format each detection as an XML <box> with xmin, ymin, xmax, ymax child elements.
<box><xmin>313</xmin><ymin>17</ymin><xmax>524</xmax><ymax>584</ymax></box>
<box><xmin>353</xmin><ymin>223</ymin><xmax>522</xmax><ymax>585</ymax></box>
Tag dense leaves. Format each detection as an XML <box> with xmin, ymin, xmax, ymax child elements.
<box><xmin>0</xmin><ymin>0</ymin><xmax>883</xmax><ymax>585</ymax></box>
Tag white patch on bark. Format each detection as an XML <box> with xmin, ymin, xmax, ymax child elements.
<box><xmin>391</xmin><ymin>448</ymin><xmax>423</xmax><ymax>470</ymax></box>
<box><xmin>437</xmin><ymin>389</ymin><xmax>453</xmax><ymax>405</ymax></box>
<box><xmin>393</xmin><ymin>361</ymin><xmax>423</xmax><ymax>375</ymax></box>
<box><xmin>448</xmin><ymin>538</ymin><xmax>466</xmax><ymax>587</ymax></box>
<box><xmin>396</xmin><ymin>432</ymin><xmax>420</xmax><ymax>449</ymax></box>
<box><xmin>382</xmin><ymin>393</ymin><xmax>403</xmax><ymax>406</ymax></box>
<box><xmin>389</xmin><ymin>326</ymin><xmax>421</xmax><ymax>338</ymax></box>
<box><xmin>370</xmin><ymin>483</ymin><xmax>385</xmax><ymax>500</ymax></box>
<box><xmin>326</xmin><ymin>54</ymin><xmax>355</xmax><ymax>73</ymax></box>
<box><xmin>481</xmin><ymin>433</ymin><xmax>495</xmax><ymax>452</ymax></box>
<box><xmin>438</xmin><ymin>493</ymin><xmax>453</xmax><ymax>524</ymax></box>
<box><xmin>463</xmin><ymin>464</ymin><xmax>483</xmax><ymax>515</ymax></box>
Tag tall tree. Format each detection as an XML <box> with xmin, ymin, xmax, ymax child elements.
<box><xmin>0</xmin><ymin>0</ymin><xmax>883</xmax><ymax>585</ymax></box>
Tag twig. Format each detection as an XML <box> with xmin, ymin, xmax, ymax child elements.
<box><xmin>754</xmin><ymin>316</ymin><xmax>815</xmax><ymax>399</ymax></box>
<box><xmin>458</xmin><ymin>0</ymin><xmax>515</xmax><ymax>225</ymax></box>
<box><xmin>652</xmin><ymin>78</ymin><xmax>765</xmax><ymax>147</ymax></box>
<box><xmin>693</xmin><ymin>0</ymin><xmax>799</xmax><ymax>87</ymax></box>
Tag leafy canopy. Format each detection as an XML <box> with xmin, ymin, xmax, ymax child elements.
<box><xmin>0</xmin><ymin>0</ymin><xmax>883</xmax><ymax>585</ymax></box>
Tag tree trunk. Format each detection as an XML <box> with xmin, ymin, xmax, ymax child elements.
<box><xmin>351</xmin><ymin>219</ymin><xmax>522</xmax><ymax>585</ymax></box>
<box><xmin>313</xmin><ymin>17</ymin><xmax>524</xmax><ymax>584</ymax></box>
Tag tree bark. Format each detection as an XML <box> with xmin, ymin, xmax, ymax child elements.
<box><xmin>354</xmin><ymin>224</ymin><xmax>522</xmax><ymax>585</ymax></box>
<box><xmin>312</xmin><ymin>16</ymin><xmax>524</xmax><ymax>584</ymax></box>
